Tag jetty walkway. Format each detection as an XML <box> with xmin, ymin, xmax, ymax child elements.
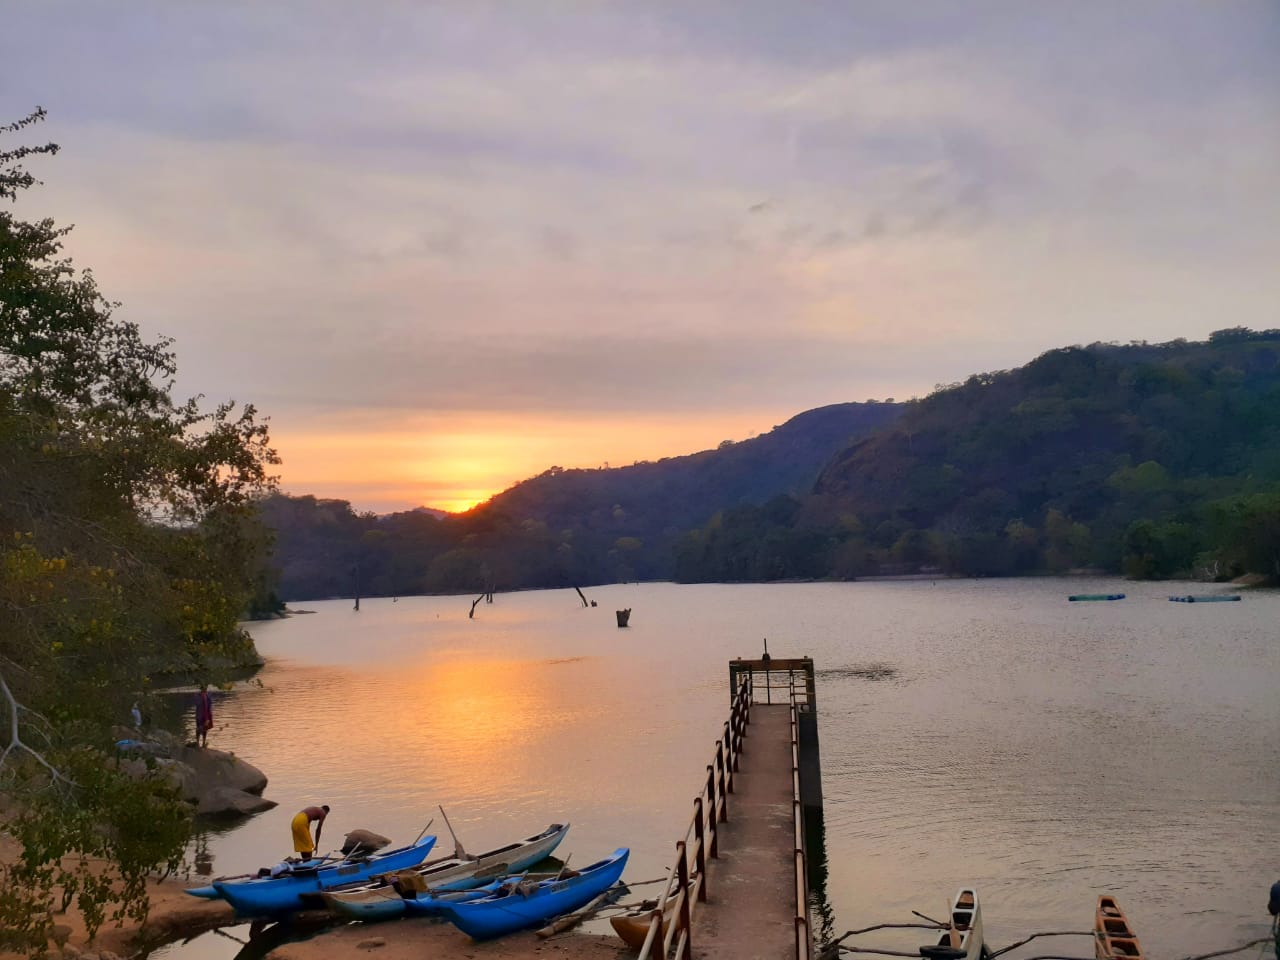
<box><xmin>635</xmin><ymin>657</ymin><xmax>819</xmax><ymax>960</ymax></box>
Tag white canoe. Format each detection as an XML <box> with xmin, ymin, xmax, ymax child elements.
<box><xmin>921</xmin><ymin>888</ymin><xmax>984</xmax><ymax>960</ymax></box>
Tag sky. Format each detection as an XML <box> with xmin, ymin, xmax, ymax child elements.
<box><xmin>3</xmin><ymin>2</ymin><xmax>1278</xmax><ymax>513</ymax></box>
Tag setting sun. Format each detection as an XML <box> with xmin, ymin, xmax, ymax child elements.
<box><xmin>273</xmin><ymin>408</ymin><xmax>779</xmax><ymax>514</ymax></box>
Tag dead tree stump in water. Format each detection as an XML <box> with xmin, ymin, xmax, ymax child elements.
<box><xmin>615</xmin><ymin>608</ymin><xmax>631</xmax><ymax>628</ymax></box>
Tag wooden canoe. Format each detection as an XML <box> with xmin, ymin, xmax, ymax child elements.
<box><xmin>610</xmin><ymin>904</ymin><xmax>671</xmax><ymax>950</ymax></box>
<box><xmin>921</xmin><ymin>888</ymin><xmax>984</xmax><ymax>960</ymax></box>
<box><xmin>1095</xmin><ymin>896</ymin><xmax>1144</xmax><ymax>960</ymax></box>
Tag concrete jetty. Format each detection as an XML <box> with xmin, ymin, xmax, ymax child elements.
<box><xmin>635</xmin><ymin>657</ymin><xmax>820</xmax><ymax>960</ymax></box>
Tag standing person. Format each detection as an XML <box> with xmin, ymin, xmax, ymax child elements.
<box><xmin>291</xmin><ymin>805</ymin><xmax>330</xmax><ymax>861</ymax></box>
<box><xmin>195</xmin><ymin>684</ymin><xmax>214</xmax><ymax>748</ymax></box>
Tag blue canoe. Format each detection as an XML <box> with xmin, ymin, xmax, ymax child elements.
<box><xmin>434</xmin><ymin>847</ymin><xmax>629</xmax><ymax>940</ymax></box>
<box><xmin>211</xmin><ymin>835</ymin><xmax>436</xmax><ymax>915</ymax></box>
<box><xmin>1068</xmin><ymin>593</ymin><xmax>1125</xmax><ymax>601</ymax></box>
<box><xmin>321</xmin><ymin>821</ymin><xmax>570</xmax><ymax>922</ymax></box>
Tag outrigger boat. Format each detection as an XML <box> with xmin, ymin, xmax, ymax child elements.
<box><xmin>921</xmin><ymin>888</ymin><xmax>985</xmax><ymax>960</ymax></box>
<box><xmin>211</xmin><ymin>835</ymin><xmax>436</xmax><ymax>916</ymax></box>
<box><xmin>1095</xmin><ymin>895</ymin><xmax>1144</xmax><ymax>960</ymax></box>
<box><xmin>320</xmin><ymin>822</ymin><xmax>569</xmax><ymax>921</ymax></box>
<box><xmin>433</xmin><ymin>848</ymin><xmax>629</xmax><ymax>940</ymax></box>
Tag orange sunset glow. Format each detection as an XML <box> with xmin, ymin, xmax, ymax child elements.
<box><xmin>273</xmin><ymin>408</ymin><xmax>784</xmax><ymax>514</ymax></box>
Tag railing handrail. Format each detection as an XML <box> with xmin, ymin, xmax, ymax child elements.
<box><xmin>789</xmin><ymin>680</ymin><xmax>812</xmax><ymax>960</ymax></box>
<box><xmin>637</xmin><ymin>666</ymin><xmax>814</xmax><ymax>960</ymax></box>
<box><xmin>637</xmin><ymin>672</ymin><xmax>752</xmax><ymax>960</ymax></box>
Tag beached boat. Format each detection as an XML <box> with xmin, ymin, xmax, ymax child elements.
<box><xmin>211</xmin><ymin>835</ymin><xmax>436</xmax><ymax>916</ymax></box>
<box><xmin>321</xmin><ymin>822</ymin><xmax>569</xmax><ymax>921</ymax></box>
<box><xmin>1095</xmin><ymin>895</ymin><xmax>1144</xmax><ymax>960</ymax></box>
<box><xmin>610</xmin><ymin>902</ymin><xmax>672</xmax><ymax>950</ymax></box>
<box><xmin>1069</xmin><ymin>594</ymin><xmax>1125</xmax><ymax>602</ymax></box>
<box><xmin>920</xmin><ymin>888</ymin><xmax>984</xmax><ymax>960</ymax></box>
<box><xmin>434</xmin><ymin>847</ymin><xmax>629</xmax><ymax>940</ymax></box>
<box><xmin>1168</xmin><ymin>595</ymin><xmax>1241</xmax><ymax>603</ymax></box>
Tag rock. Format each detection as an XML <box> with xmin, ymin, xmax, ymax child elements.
<box><xmin>111</xmin><ymin>735</ymin><xmax>273</xmax><ymax>819</ymax></box>
<box><xmin>50</xmin><ymin>924</ymin><xmax>72</xmax><ymax>946</ymax></box>
<box><xmin>356</xmin><ymin>937</ymin><xmax>386</xmax><ymax>949</ymax></box>
<box><xmin>178</xmin><ymin>746</ymin><xmax>269</xmax><ymax>796</ymax></box>
<box><xmin>342</xmin><ymin>829</ymin><xmax>391</xmax><ymax>856</ymax></box>
<box><xmin>59</xmin><ymin>945</ymin><xmax>81</xmax><ymax>959</ymax></box>
<box><xmin>197</xmin><ymin>785</ymin><xmax>278</xmax><ymax>818</ymax></box>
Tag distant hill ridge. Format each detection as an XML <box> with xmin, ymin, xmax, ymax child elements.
<box><xmin>674</xmin><ymin>328</ymin><xmax>1280</xmax><ymax>582</ymax></box>
<box><xmin>260</xmin><ymin>401</ymin><xmax>902</xmax><ymax>598</ymax></box>
<box><xmin>480</xmin><ymin>400</ymin><xmax>904</xmax><ymax>533</ymax></box>
<box><xmin>259</xmin><ymin>330</ymin><xmax>1280</xmax><ymax>599</ymax></box>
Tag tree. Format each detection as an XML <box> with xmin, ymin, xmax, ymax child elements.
<box><xmin>0</xmin><ymin>109</ymin><xmax>279</xmax><ymax>953</ymax></box>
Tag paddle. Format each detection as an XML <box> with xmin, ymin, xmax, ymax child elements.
<box><xmin>411</xmin><ymin>817</ymin><xmax>436</xmax><ymax>847</ymax></box>
<box><xmin>535</xmin><ymin>882</ymin><xmax>625</xmax><ymax>939</ymax></box>
<box><xmin>437</xmin><ymin>805</ymin><xmax>467</xmax><ymax>859</ymax></box>
<box><xmin>553</xmin><ymin>854</ymin><xmax>573</xmax><ymax>881</ymax></box>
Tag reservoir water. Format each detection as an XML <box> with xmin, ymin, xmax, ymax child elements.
<box><xmin>165</xmin><ymin>579</ymin><xmax>1280</xmax><ymax>959</ymax></box>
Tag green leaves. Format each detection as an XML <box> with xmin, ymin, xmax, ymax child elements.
<box><xmin>0</xmin><ymin>108</ymin><xmax>276</xmax><ymax>952</ymax></box>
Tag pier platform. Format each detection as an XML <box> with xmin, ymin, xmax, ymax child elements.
<box><xmin>635</xmin><ymin>657</ymin><xmax>818</xmax><ymax>960</ymax></box>
<box><xmin>686</xmin><ymin>703</ymin><xmax>798</xmax><ymax>960</ymax></box>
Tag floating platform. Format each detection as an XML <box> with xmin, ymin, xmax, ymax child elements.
<box><xmin>1168</xmin><ymin>595</ymin><xmax>1241</xmax><ymax>603</ymax></box>
<box><xmin>1068</xmin><ymin>594</ymin><xmax>1126</xmax><ymax>602</ymax></box>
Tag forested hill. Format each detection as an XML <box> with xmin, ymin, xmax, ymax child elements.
<box><xmin>674</xmin><ymin>329</ymin><xmax>1280</xmax><ymax>582</ymax></box>
<box><xmin>260</xmin><ymin>401</ymin><xmax>902</xmax><ymax>599</ymax></box>
<box><xmin>486</xmin><ymin>401</ymin><xmax>903</xmax><ymax>536</ymax></box>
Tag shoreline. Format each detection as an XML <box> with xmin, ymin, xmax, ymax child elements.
<box><xmin>0</xmin><ymin>845</ymin><xmax>627</xmax><ymax>960</ymax></box>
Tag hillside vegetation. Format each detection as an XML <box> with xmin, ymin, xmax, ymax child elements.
<box><xmin>676</xmin><ymin>329</ymin><xmax>1280</xmax><ymax>582</ymax></box>
<box><xmin>261</xmin><ymin>331</ymin><xmax>1280</xmax><ymax>598</ymax></box>
<box><xmin>261</xmin><ymin>402</ymin><xmax>901</xmax><ymax>598</ymax></box>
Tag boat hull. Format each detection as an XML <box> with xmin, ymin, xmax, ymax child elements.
<box><xmin>921</xmin><ymin>888</ymin><xmax>983</xmax><ymax>960</ymax></box>
<box><xmin>322</xmin><ymin>822</ymin><xmax>569</xmax><ymax>922</ymax></box>
<box><xmin>611</xmin><ymin>908</ymin><xmax>670</xmax><ymax>950</ymax></box>
<box><xmin>435</xmin><ymin>848</ymin><xmax>629</xmax><ymax>940</ymax></box>
<box><xmin>213</xmin><ymin>835</ymin><xmax>436</xmax><ymax>916</ymax></box>
<box><xmin>1095</xmin><ymin>895</ymin><xmax>1144</xmax><ymax>960</ymax></box>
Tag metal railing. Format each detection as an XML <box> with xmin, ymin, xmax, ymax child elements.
<box><xmin>731</xmin><ymin>657</ymin><xmax>817</xmax><ymax>710</ymax></box>
<box><xmin>636</xmin><ymin>673</ymin><xmax>752</xmax><ymax>960</ymax></box>
<box><xmin>789</xmin><ymin>681</ymin><xmax>813</xmax><ymax>960</ymax></box>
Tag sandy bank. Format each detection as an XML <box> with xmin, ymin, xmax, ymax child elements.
<box><xmin>261</xmin><ymin>916</ymin><xmax>628</xmax><ymax>960</ymax></box>
<box><xmin>0</xmin><ymin>849</ymin><xmax>628</xmax><ymax>960</ymax></box>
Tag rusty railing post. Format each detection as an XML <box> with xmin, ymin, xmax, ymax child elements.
<box><xmin>693</xmin><ymin>796</ymin><xmax>708</xmax><ymax>900</ymax></box>
<box><xmin>676</xmin><ymin>840</ymin><xmax>693</xmax><ymax>960</ymax></box>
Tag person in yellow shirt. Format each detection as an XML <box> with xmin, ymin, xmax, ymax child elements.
<box><xmin>291</xmin><ymin>804</ymin><xmax>329</xmax><ymax>861</ymax></box>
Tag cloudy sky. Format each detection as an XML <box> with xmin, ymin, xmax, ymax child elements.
<box><xmin>4</xmin><ymin>2</ymin><xmax>1278</xmax><ymax>512</ymax></box>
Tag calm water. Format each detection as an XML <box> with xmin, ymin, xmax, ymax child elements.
<box><xmin>160</xmin><ymin>580</ymin><xmax>1280</xmax><ymax>959</ymax></box>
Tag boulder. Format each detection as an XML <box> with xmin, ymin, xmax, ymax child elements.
<box><xmin>177</xmin><ymin>746</ymin><xmax>268</xmax><ymax>796</ymax></box>
<box><xmin>112</xmin><ymin>736</ymin><xmax>272</xmax><ymax>819</ymax></box>
<box><xmin>356</xmin><ymin>937</ymin><xmax>386</xmax><ymax>949</ymax></box>
<box><xmin>197</xmin><ymin>786</ymin><xmax>278</xmax><ymax>818</ymax></box>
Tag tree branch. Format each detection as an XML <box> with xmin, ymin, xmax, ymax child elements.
<box><xmin>0</xmin><ymin>670</ymin><xmax>76</xmax><ymax>788</ymax></box>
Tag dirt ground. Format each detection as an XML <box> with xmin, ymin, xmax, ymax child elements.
<box><xmin>0</xmin><ymin>839</ymin><xmax>629</xmax><ymax>960</ymax></box>
<box><xmin>7</xmin><ymin>877</ymin><xmax>634</xmax><ymax>960</ymax></box>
